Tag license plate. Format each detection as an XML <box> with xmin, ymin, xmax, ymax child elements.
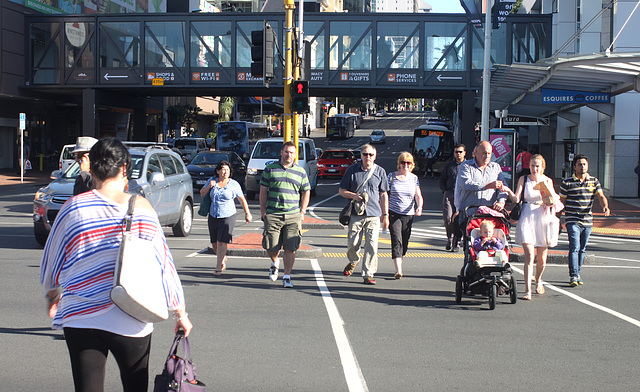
<box><xmin>328</xmin><ymin>169</ymin><xmax>337</xmax><ymax>173</ymax></box>
<box><xmin>196</xmin><ymin>180</ymin><xmax>206</xmax><ymax>185</ymax></box>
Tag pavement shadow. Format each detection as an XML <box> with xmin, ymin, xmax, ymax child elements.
<box><xmin>0</xmin><ymin>326</ymin><xmax>64</xmax><ymax>340</ymax></box>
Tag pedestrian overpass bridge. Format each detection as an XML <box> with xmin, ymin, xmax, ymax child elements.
<box><xmin>26</xmin><ymin>12</ymin><xmax>551</xmax><ymax>98</ymax></box>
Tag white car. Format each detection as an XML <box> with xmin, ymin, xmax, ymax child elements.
<box><xmin>369</xmin><ymin>130</ymin><xmax>387</xmax><ymax>144</ymax></box>
<box><xmin>58</xmin><ymin>144</ymin><xmax>75</xmax><ymax>172</ymax></box>
<box><xmin>375</xmin><ymin>110</ymin><xmax>387</xmax><ymax>117</ymax></box>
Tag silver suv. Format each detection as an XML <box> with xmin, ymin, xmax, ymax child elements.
<box><xmin>33</xmin><ymin>145</ymin><xmax>194</xmax><ymax>246</ymax></box>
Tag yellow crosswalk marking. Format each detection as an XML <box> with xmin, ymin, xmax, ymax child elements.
<box><xmin>322</xmin><ymin>252</ymin><xmax>462</xmax><ymax>258</ymax></box>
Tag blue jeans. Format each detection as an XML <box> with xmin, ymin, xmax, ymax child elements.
<box><xmin>566</xmin><ymin>223</ymin><xmax>592</xmax><ymax>278</ymax></box>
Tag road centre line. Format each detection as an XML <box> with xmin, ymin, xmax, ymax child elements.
<box><xmin>310</xmin><ymin>259</ymin><xmax>369</xmax><ymax>392</ymax></box>
<box><xmin>510</xmin><ymin>265</ymin><xmax>640</xmax><ymax>329</ymax></box>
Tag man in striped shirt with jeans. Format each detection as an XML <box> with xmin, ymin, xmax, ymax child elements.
<box><xmin>260</xmin><ymin>141</ymin><xmax>310</xmax><ymax>288</ymax></box>
<box><xmin>560</xmin><ymin>154</ymin><xmax>610</xmax><ymax>286</ymax></box>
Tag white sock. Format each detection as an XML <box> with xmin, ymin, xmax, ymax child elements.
<box><xmin>283</xmin><ymin>274</ymin><xmax>291</xmax><ymax>280</ymax></box>
<box><xmin>271</xmin><ymin>259</ymin><xmax>280</xmax><ymax>269</ymax></box>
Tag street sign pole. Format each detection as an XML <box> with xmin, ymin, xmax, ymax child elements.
<box><xmin>19</xmin><ymin>113</ymin><xmax>26</xmax><ymax>184</ymax></box>
<box><xmin>480</xmin><ymin>0</ymin><xmax>493</xmax><ymax>141</ymax></box>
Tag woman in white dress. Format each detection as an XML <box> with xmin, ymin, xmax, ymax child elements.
<box><xmin>504</xmin><ymin>154</ymin><xmax>560</xmax><ymax>300</ymax></box>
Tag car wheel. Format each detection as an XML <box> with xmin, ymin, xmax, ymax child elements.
<box><xmin>172</xmin><ymin>200</ymin><xmax>193</xmax><ymax>237</ymax></box>
<box><xmin>246</xmin><ymin>190</ymin><xmax>256</xmax><ymax>200</ymax></box>
<box><xmin>34</xmin><ymin>225</ymin><xmax>48</xmax><ymax>247</ymax></box>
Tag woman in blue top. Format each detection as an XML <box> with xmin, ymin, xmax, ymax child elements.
<box><xmin>388</xmin><ymin>152</ymin><xmax>423</xmax><ymax>279</ymax></box>
<box><xmin>200</xmin><ymin>161</ymin><xmax>252</xmax><ymax>276</ymax></box>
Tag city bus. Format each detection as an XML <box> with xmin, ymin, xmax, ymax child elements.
<box><xmin>410</xmin><ymin>124</ymin><xmax>455</xmax><ymax>174</ymax></box>
<box><xmin>216</xmin><ymin>121</ymin><xmax>269</xmax><ymax>159</ymax></box>
<box><xmin>326</xmin><ymin>114</ymin><xmax>356</xmax><ymax>139</ymax></box>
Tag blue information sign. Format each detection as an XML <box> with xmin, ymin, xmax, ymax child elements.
<box><xmin>541</xmin><ymin>88</ymin><xmax>610</xmax><ymax>104</ymax></box>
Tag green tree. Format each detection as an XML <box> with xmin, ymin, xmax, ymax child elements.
<box><xmin>166</xmin><ymin>103</ymin><xmax>201</xmax><ymax>137</ymax></box>
<box><xmin>219</xmin><ymin>97</ymin><xmax>235</xmax><ymax>122</ymax></box>
<box><xmin>434</xmin><ymin>99</ymin><xmax>457</xmax><ymax>121</ymax></box>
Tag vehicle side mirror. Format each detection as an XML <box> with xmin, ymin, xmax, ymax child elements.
<box><xmin>149</xmin><ymin>172</ymin><xmax>166</xmax><ymax>185</ymax></box>
<box><xmin>409</xmin><ymin>142</ymin><xmax>413</xmax><ymax>149</ymax></box>
<box><xmin>50</xmin><ymin>170</ymin><xmax>62</xmax><ymax>180</ymax></box>
<box><xmin>309</xmin><ymin>154</ymin><xmax>316</xmax><ymax>161</ymax></box>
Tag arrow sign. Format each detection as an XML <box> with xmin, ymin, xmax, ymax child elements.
<box><xmin>103</xmin><ymin>73</ymin><xmax>129</xmax><ymax>81</ymax></box>
<box><xmin>437</xmin><ymin>74</ymin><xmax>463</xmax><ymax>82</ymax></box>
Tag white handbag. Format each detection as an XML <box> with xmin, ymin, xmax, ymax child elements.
<box><xmin>111</xmin><ymin>196</ymin><xmax>169</xmax><ymax>323</ymax></box>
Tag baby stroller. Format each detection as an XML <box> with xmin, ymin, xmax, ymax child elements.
<box><xmin>454</xmin><ymin>206</ymin><xmax>517</xmax><ymax>309</ymax></box>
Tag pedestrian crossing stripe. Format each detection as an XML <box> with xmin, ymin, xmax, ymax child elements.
<box><xmin>330</xmin><ymin>234</ymin><xmax>434</xmax><ymax>248</ymax></box>
<box><xmin>322</xmin><ymin>252</ymin><xmax>463</xmax><ymax>258</ymax></box>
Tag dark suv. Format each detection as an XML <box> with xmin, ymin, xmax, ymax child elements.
<box><xmin>33</xmin><ymin>145</ymin><xmax>194</xmax><ymax>246</ymax></box>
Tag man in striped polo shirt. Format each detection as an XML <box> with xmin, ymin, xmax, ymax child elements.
<box><xmin>260</xmin><ymin>141</ymin><xmax>310</xmax><ymax>288</ymax></box>
<box><xmin>559</xmin><ymin>154</ymin><xmax>610</xmax><ymax>287</ymax></box>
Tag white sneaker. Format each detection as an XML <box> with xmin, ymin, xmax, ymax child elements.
<box><xmin>269</xmin><ymin>265</ymin><xmax>278</xmax><ymax>281</ymax></box>
<box><xmin>283</xmin><ymin>277</ymin><xmax>294</xmax><ymax>288</ymax></box>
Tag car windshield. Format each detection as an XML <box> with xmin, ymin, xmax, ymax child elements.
<box><xmin>372</xmin><ymin>130</ymin><xmax>383</xmax><ymax>135</ymax></box>
<box><xmin>321</xmin><ymin>151</ymin><xmax>351</xmax><ymax>160</ymax></box>
<box><xmin>62</xmin><ymin>146</ymin><xmax>75</xmax><ymax>160</ymax></box>
<box><xmin>62</xmin><ymin>161</ymin><xmax>80</xmax><ymax>178</ymax></box>
<box><xmin>191</xmin><ymin>153</ymin><xmax>227</xmax><ymax>165</ymax></box>
<box><xmin>174</xmin><ymin>139</ymin><xmax>197</xmax><ymax>149</ymax></box>
<box><xmin>252</xmin><ymin>141</ymin><xmax>304</xmax><ymax>160</ymax></box>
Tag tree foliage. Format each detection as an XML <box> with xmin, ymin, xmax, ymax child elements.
<box><xmin>434</xmin><ymin>99</ymin><xmax>457</xmax><ymax>121</ymax></box>
<box><xmin>166</xmin><ymin>103</ymin><xmax>201</xmax><ymax>137</ymax></box>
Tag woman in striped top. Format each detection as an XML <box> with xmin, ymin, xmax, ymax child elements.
<box><xmin>388</xmin><ymin>152</ymin><xmax>423</xmax><ymax>279</ymax></box>
<box><xmin>40</xmin><ymin>138</ymin><xmax>192</xmax><ymax>391</ymax></box>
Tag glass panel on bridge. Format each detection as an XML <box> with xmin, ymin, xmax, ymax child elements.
<box><xmin>304</xmin><ymin>21</ymin><xmax>325</xmax><ymax>70</ymax></box>
<box><xmin>31</xmin><ymin>22</ymin><xmax>60</xmax><ymax>84</ymax></box>
<box><xmin>377</xmin><ymin>22</ymin><xmax>419</xmax><ymax>69</ymax></box>
<box><xmin>425</xmin><ymin>22</ymin><xmax>466</xmax><ymax>71</ymax></box>
<box><xmin>100</xmin><ymin>22</ymin><xmax>141</xmax><ymax>68</ymax></box>
<box><xmin>191</xmin><ymin>21</ymin><xmax>232</xmax><ymax>68</ymax></box>
<box><xmin>145</xmin><ymin>22</ymin><xmax>186</xmax><ymax>68</ymax></box>
<box><xmin>330</xmin><ymin>21</ymin><xmax>371</xmax><ymax>70</ymax></box>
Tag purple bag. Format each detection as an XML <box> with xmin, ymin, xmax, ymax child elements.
<box><xmin>154</xmin><ymin>331</ymin><xmax>206</xmax><ymax>392</ymax></box>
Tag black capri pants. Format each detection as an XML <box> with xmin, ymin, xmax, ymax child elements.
<box><xmin>63</xmin><ymin>327</ymin><xmax>152</xmax><ymax>392</ymax></box>
<box><xmin>389</xmin><ymin>211</ymin><xmax>415</xmax><ymax>259</ymax></box>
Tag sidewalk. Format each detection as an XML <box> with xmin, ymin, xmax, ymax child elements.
<box><xmin>0</xmin><ymin>169</ymin><xmax>52</xmax><ymax>188</ymax></box>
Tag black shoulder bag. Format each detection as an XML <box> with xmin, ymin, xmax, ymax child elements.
<box><xmin>509</xmin><ymin>176</ymin><xmax>527</xmax><ymax>221</ymax></box>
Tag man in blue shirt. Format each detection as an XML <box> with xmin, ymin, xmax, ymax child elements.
<box><xmin>454</xmin><ymin>140</ymin><xmax>508</xmax><ymax>223</ymax></box>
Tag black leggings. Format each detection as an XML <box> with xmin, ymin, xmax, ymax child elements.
<box><xmin>63</xmin><ymin>327</ymin><xmax>152</xmax><ymax>392</ymax></box>
<box><xmin>389</xmin><ymin>211</ymin><xmax>414</xmax><ymax>259</ymax></box>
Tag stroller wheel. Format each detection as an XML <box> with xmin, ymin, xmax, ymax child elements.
<box><xmin>509</xmin><ymin>276</ymin><xmax>517</xmax><ymax>304</ymax></box>
<box><xmin>455</xmin><ymin>276</ymin><xmax>463</xmax><ymax>304</ymax></box>
<box><xmin>488</xmin><ymin>277</ymin><xmax>497</xmax><ymax>310</ymax></box>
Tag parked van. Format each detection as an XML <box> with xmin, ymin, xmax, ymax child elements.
<box><xmin>59</xmin><ymin>144</ymin><xmax>75</xmax><ymax>173</ymax></box>
<box><xmin>244</xmin><ymin>138</ymin><xmax>318</xmax><ymax>200</ymax></box>
<box><xmin>173</xmin><ymin>138</ymin><xmax>208</xmax><ymax>162</ymax></box>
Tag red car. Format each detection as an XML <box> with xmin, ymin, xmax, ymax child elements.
<box><xmin>317</xmin><ymin>149</ymin><xmax>357</xmax><ymax>178</ymax></box>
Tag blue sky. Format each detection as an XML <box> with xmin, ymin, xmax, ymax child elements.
<box><xmin>427</xmin><ymin>0</ymin><xmax>465</xmax><ymax>13</ymax></box>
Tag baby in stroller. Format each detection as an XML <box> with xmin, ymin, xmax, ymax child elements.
<box><xmin>472</xmin><ymin>220</ymin><xmax>508</xmax><ymax>267</ymax></box>
<box><xmin>455</xmin><ymin>207</ymin><xmax>517</xmax><ymax>309</ymax></box>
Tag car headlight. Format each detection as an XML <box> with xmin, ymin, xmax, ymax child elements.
<box><xmin>317</xmin><ymin>163</ymin><xmax>324</xmax><ymax>168</ymax></box>
<box><xmin>247</xmin><ymin>167</ymin><xmax>258</xmax><ymax>175</ymax></box>
<box><xmin>34</xmin><ymin>188</ymin><xmax>53</xmax><ymax>203</ymax></box>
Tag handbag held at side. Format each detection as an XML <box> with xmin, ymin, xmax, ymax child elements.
<box><xmin>198</xmin><ymin>192</ymin><xmax>211</xmax><ymax>217</ymax></box>
<box><xmin>154</xmin><ymin>330</ymin><xmax>206</xmax><ymax>392</ymax></box>
<box><xmin>509</xmin><ymin>176</ymin><xmax>527</xmax><ymax>221</ymax></box>
<box><xmin>111</xmin><ymin>195</ymin><xmax>169</xmax><ymax>323</ymax></box>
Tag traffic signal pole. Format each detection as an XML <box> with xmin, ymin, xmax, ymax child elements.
<box><xmin>283</xmin><ymin>0</ymin><xmax>295</xmax><ymax>144</ymax></box>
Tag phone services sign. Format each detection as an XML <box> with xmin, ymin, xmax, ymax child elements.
<box><xmin>541</xmin><ymin>88</ymin><xmax>610</xmax><ymax>104</ymax></box>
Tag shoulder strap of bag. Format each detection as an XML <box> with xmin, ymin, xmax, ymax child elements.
<box><xmin>355</xmin><ymin>164</ymin><xmax>377</xmax><ymax>194</ymax></box>
<box><xmin>123</xmin><ymin>195</ymin><xmax>137</xmax><ymax>232</ymax></box>
<box><xmin>519</xmin><ymin>175</ymin><xmax>527</xmax><ymax>200</ymax></box>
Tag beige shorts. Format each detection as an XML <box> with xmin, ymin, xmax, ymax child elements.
<box><xmin>262</xmin><ymin>213</ymin><xmax>302</xmax><ymax>252</ymax></box>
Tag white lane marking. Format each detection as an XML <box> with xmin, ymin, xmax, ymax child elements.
<box><xmin>510</xmin><ymin>265</ymin><xmax>640</xmax><ymax>328</ymax></box>
<box><xmin>593</xmin><ymin>255</ymin><xmax>640</xmax><ymax>263</ymax></box>
<box><xmin>308</xmin><ymin>193</ymin><xmax>342</xmax><ymax>220</ymax></box>
<box><xmin>310</xmin><ymin>259</ymin><xmax>369</xmax><ymax>392</ymax></box>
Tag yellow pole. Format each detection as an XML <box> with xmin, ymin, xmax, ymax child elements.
<box><xmin>292</xmin><ymin>30</ymin><xmax>300</xmax><ymax>162</ymax></box>
<box><xmin>283</xmin><ymin>0</ymin><xmax>295</xmax><ymax>144</ymax></box>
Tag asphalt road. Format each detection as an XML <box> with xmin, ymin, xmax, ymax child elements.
<box><xmin>2</xmin><ymin>112</ymin><xmax>640</xmax><ymax>391</ymax></box>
